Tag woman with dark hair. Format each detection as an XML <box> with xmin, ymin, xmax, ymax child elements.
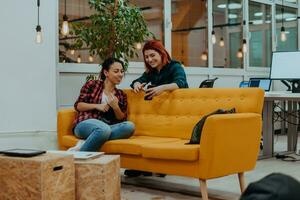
<box><xmin>69</xmin><ymin>57</ymin><xmax>135</xmax><ymax>151</ymax></box>
<box><xmin>130</xmin><ymin>40</ymin><xmax>188</xmax><ymax>99</ymax></box>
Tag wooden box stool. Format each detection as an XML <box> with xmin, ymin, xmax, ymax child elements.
<box><xmin>0</xmin><ymin>153</ymin><xmax>75</xmax><ymax>200</ymax></box>
<box><xmin>75</xmin><ymin>155</ymin><xmax>120</xmax><ymax>200</ymax></box>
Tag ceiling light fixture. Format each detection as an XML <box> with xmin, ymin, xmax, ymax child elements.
<box><xmin>61</xmin><ymin>0</ymin><xmax>69</xmax><ymax>36</ymax></box>
<box><xmin>35</xmin><ymin>0</ymin><xmax>42</xmax><ymax>44</ymax></box>
<box><xmin>280</xmin><ymin>0</ymin><xmax>287</xmax><ymax>42</ymax></box>
<box><xmin>77</xmin><ymin>55</ymin><xmax>81</xmax><ymax>63</ymax></box>
<box><xmin>242</xmin><ymin>39</ymin><xmax>247</xmax><ymax>53</ymax></box>
<box><xmin>219</xmin><ymin>37</ymin><xmax>224</xmax><ymax>47</ymax></box>
<box><xmin>88</xmin><ymin>55</ymin><xmax>94</xmax><ymax>62</ymax></box>
<box><xmin>236</xmin><ymin>48</ymin><xmax>243</xmax><ymax>58</ymax></box>
<box><xmin>136</xmin><ymin>42</ymin><xmax>142</xmax><ymax>50</ymax></box>
<box><xmin>211</xmin><ymin>30</ymin><xmax>216</xmax><ymax>44</ymax></box>
<box><xmin>70</xmin><ymin>49</ymin><xmax>75</xmax><ymax>55</ymax></box>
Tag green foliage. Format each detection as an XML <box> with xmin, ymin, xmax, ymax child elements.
<box><xmin>86</xmin><ymin>74</ymin><xmax>98</xmax><ymax>82</ymax></box>
<box><xmin>72</xmin><ymin>0</ymin><xmax>154</xmax><ymax>69</ymax></box>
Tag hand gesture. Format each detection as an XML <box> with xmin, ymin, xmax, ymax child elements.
<box><xmin>95</xmin><ymin>103</ymin><xmax>110</xmax><ymax>112</ymax></box>
<box><xmin>145</xmin><ymin>85</ymin><xmax>165</xmax><ymax>99</ymax></box>
<box><xmin>133</xmin><ymin>82</ymin><xmax>146</xmax><ymax>93</ymax></box>
<box><xmin>107</xmin><ymin>93</ymin><xmax>119</xmax><ymax>110</ymax></box>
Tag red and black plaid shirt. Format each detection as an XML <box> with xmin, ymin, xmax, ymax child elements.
<box><xmin>73</xmin><ymin>80</ymin><xmax>128</xmax><ymax>127</ymax></box>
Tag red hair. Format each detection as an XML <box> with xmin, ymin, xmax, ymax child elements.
<box><xmin>142</xmin><ymin>40</ymin><xmax>171</xmax><ymax>72</ymax></box>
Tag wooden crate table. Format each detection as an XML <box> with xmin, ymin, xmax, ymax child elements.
<box><xmin>0</xmin><ymin>153</ymin><xmax>75</xmax><ymax>200</ymax></box>
<box><xmin>74</xmin><ymin>155</ymin><xmax>120</xmax><ymax>200</ymax></box>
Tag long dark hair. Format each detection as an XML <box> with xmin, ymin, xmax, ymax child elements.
<box><xmin>99</xmin><ymin>57</ymin><xmax>124</xmax><ymax>80</ymax></box>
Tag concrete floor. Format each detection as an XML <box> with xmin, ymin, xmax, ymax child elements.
<box><xmin>120</xmin><ymin>156</ymin><xmax>300</xmax><ymax>200</ymax></box>
<box><xmin>120</xmin><ymin>134</ymin><xmax>300</xmax><ymax>200</ymax></box>
<box><xmin>0</xmin><ymin>132</ymin><xmax>299</xmax><ymax>200</ymax></box>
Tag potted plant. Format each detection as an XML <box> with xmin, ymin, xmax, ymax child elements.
<box><xmin>72</xmin><ymin>0</ymin><xmax>154</xmax><ymax>69</ymax></box>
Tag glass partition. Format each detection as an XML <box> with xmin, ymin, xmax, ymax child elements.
<box><xmin>249</xmin><ymin>1</ymin><xmax>272</xmax><ymax>68</ymax></box>
<box><xmin>276</xmin><ymin>5</ymin><xmax>298</xmax><ymax>51</ymax></box>
<box><xmin>171</xmin><ymin>0</ymin><xmax>208</xmax><ymax>67</ymax></box>
<box><xmin>213</xmin><ymin>0</ymin><xmax>243</xmax><ymax>68</ymax></box>
<box><xmin>58</xmin><ymin>0</ymin><xmax>163</xmax><ymax>64</ymax></box>
<box><xmin>128</xmin><ymin>0</ymin><xmax>164</xmax><ymax>62</ymax></box>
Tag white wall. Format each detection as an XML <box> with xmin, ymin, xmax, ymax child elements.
<box><xmin>0</xmin><ymin>0</ymin><xmax>57</xmax><ymax>133</ymax></box>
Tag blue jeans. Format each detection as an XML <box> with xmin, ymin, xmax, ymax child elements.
<box><xmin>74</xmin><ymin>119</ymin><xmax>135</xmax><ymax>152</ymax></box>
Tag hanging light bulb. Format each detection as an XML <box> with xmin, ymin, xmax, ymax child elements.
<box><xmin>236</xmin><ymin>48</ymin><xmax>243</xmax><ymax>58</ymax></box>
<box><xmin>211</xmin><ymin>30</ymin><xmax>216</xmax><ymax>44</ymax></box>
<box><xmin>70</xmin><ymin>49</ymin><xmax>75</xmax><ymax>55</ymax></box>
<box><xmin>35</xmin><ymin>0</ymin><xmax>42</xmax><ymax>44</ymax></box>
<box><xmin>88</xmin><ymin>55</ymin><xmax>94</xmax><ymax>62</ymax></box>
<box><xmin>135</xmin><ymin>42</ymin><xmax>142</xmax><ymax>50</ymax></box>
<box><xmin>61</xmin><ymin>16</ymin><xmax>69</xmax><ymax>36</ymax></box>
<box><xmin>280</xmin><ymin>1</ymin><xmax>287</xmax><ymax>42</ymax></box>
<box><xmin>201</xmin><ymin>51</ymin><xmax>208</xmax><ymax>61</ymax></box>
<box><xmin>77</xmin><ymin>55</ymin><xmax>81</xmax><ymax>63</ymax></box>
<box><xmin>219</xmin><ymin>37</ymin><xmax>224</xmax><ymax>47</ymax></box>
<box><xmin>242</xmin><ymin>39</ymin><xmax>247</xmax><ymax>53</ymax></box>
<box><xmin>280</xmin><ymin>26</ymin><xmax>287</xmax><ymax>42</ymax></box>
<box><xmin>61</xmin><ymin>0</ymin><xmax>69</xmax><ymax>36</ymax></box>
<box><xmin>36</xmin><ymin>25</ymin><xmax>42</xmax><ymax>44</ymax></box>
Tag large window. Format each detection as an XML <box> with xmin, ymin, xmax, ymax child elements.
<box><xmin>58</xmin><ymin>0</ymin><xmax>163</xmax><ymax>64</ymax></box>
<box><xmin>213</xmin><ymin>0</ymin><xmax>243</xmax><ymax>68</ymax></box>
<box><xmin>58</xmin><ymin>0</ymin><xmax>300</xmax><ymax>69</ymax></box>
<box><xmin>59</xmin><ymin>0</ymin><xmax>97</xmax><ymax>64</ymax></box>
<box><xmin>171</xmin><ymin>0</ymin><xmax>208</xmax><ymax>67</ymax></box>
<box><xmin>276</xmin><ymin>4</ymin><xmax>298</xmax><ymax>51</ymax></box>
<box><xmin>249</xmin><ymin>1</ymin><xmax>272</xmax><ymax>68</ymax></box>
<box><xmin>128</xmin><ymin>0</ymin><xmax>164</xmax><ymax>62</ymax></box>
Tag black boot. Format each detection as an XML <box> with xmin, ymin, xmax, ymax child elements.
<box><xmin>124</xmin><ymin>169</ymin><xmax>142</xmax><ymax>177</ymax></box>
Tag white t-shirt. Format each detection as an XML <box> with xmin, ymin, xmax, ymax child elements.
<box><xmin>101</xmin><ymin>92</ymin><xmax>109</xmax><ymax>104</ymax></box>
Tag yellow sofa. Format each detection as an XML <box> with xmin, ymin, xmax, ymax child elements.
<box><xmin>58</xmin><ymin>88</ymin><xmax>264</xmax><ymax>200</ymax></box>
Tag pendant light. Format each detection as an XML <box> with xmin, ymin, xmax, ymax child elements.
<box><xmin>135</xmin><ymin>42</ymin><xmax>142</xmax><ymax>50</ymax></box>
<box><xmin>70</xmin><ymin>49</ymin><xmax>75</xmax><ymax>55</ymax></box>
<box><xmin>236</xmin><ymin>48</ymin><xmax>243</xmax><ymax>58</ymax></box>
<box><xmin>88</xmin><ymin>55</ymin><xmax>94</xmax><ymax>62</ymax></box>
<box><xmin>201</xmin><ymin>31</ymin><xmax>208</xmax><ymax>61</ymax></box>
<box><xmin>201</xmin><ymin>51</ymin><xmax>208</xmax><ymax>61</ymax></box>
<box><xmin>61</xmin><ymin>0</ymin><xmax>69</xmax><ymax>36</ymax></box>
<box><xmin>35</xmin><ymin>0</ymin><xmax>42</xmax><ymax>44</ymax></box>
<box><xmin>211</xmin><ymin>30</ymin><xmax>216</xmax><ymax>44</ymax></box>
<box><xmin>280</xmin><ymin>0</ymin><xmax>287</xmax><ymax>42</ymax></box>
<box><xmin>77</xmin><ymin>55</ymin><xmax>81</xmax><ymax>63</ymax></box>
<box><xmin>242</xmin><ymin>39</ymin><xmax>247</xmax><ymax>53</ymax></box>
<box><xmin>211</xmin><ymin>12</ymin><xmax>216</xmax><ymax>44</ymax></box>
<box><xmin>219</xmin><ymin>28</ymin><xmax>224</xmax><ymax>47</ymax></box>
<box><xmin>219</xmin><ymin>37</ymin><xmax>225</xmax><ymax>47</ymax></box>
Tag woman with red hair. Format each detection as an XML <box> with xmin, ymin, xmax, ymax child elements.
<box><xmin>130</xmin><ymin>40</ymin><xmax>188</xmax><ymax>99</ymax></box>
<box><xmin>126</xmin><ymin>40</ymin><xmax>188</xmax><ymax>177</ymax></box>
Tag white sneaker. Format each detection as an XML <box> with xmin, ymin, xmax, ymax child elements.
<box><xmin>67</xmin><ymin>140</ymin><xmax>85</xmax><ymax>151</ymax></box>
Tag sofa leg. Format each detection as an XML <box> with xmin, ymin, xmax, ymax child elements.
<box><xmin>199</xmin><ymin>179</ymin><xmax>208</xmax><ymax>200</ymax></box>
<box><xmin>238</xmin><ymin>172</ymin><xmax>246</xmax><ymax>193</ymax></box>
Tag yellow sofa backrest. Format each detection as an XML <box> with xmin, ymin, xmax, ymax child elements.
<box><xmin>124</xmin><ymin>88</ymin><xmax>264</xmax><ymax>140</ymax></box>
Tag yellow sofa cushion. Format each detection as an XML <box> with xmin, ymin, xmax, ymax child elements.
<box><xmin>101</xmin><ymin>136</ymin><xmax>180</xmax><ymax>155</ymax></box>
<box><xmin>125</xmin><ymin>88</ymin><xmax>264</xmax><ymax>140</ymax></box>
<box><xmin>142</xmin><ymin>140</ymin><xmax>199</xmax><ymax>161</ymax></box>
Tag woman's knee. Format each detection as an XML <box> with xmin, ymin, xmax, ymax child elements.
<box><xmin>123</xmin><ymin>121</ymin><xmax>135</xmax><ymax>135</ymax></box>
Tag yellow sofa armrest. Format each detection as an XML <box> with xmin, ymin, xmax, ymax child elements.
<box><xmin>57</xmin><ymin>108</ymin><xmax>76</xmax><ymax>149</ymax></box>
<box><xmin>198</xmin><ymin>113</ymin><xmax>262</xmax><ymax>179</ymax></box>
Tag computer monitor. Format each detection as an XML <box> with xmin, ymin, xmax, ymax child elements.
<box><xmin>270</xmin><ymin>51</ymin><xmax>300</xmax><ymax>80</ymax></box>
<box><xmin>249</xmin><ymin>78</ymin><xmax>271</xmax><ymax>91</ymax></box>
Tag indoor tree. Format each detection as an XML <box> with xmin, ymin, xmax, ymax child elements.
<box><xmin>72</xmin><ymin>0</ymin><xmax>154</xmax><ymax>69</ymax></box>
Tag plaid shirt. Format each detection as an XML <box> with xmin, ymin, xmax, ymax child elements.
<box><xmin>73</xmin><ymin>80</ymin><xmax>128</xmax><ymax>127</ymax></box>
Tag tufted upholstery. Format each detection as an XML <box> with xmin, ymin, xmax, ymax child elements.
<box><xmin>57</xmin><ymin>88</ymin><xmax>264</xmax><ymax>198</ymax></box>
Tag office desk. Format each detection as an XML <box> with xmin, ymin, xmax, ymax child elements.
<box><xmin>263</xmin><ymin>92</ymin><xmax>300</xmax><ymax>158</ymax></box>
